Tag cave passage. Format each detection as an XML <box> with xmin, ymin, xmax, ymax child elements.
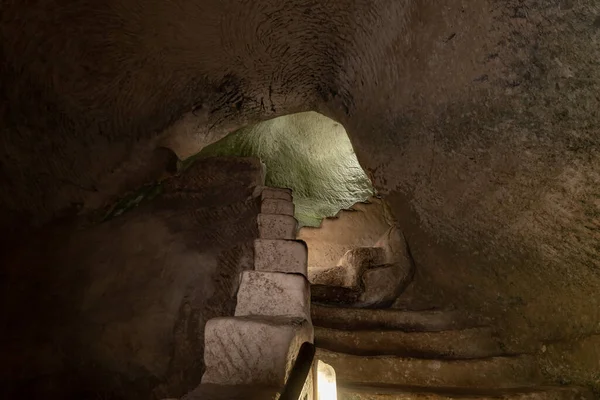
<box><xmin>183</xmin><ymin>111</ymin><xmax>374</xmax><ymax>227</ymax></box>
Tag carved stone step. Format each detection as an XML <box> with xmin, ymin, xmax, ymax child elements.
<box><xmin>254</xmin><ymin>239</ymin><xmax>308</xmax><ymax>277</ymax></box>
<box><xmin>202</xmin><ymin>316</ymin><xmax>312</xmax><ymax>386</ymax></box>
<box><xmin>314</xmin><ymin>326</ymin><xmax>504</xmax><ymax>359</ymax></box>
<box><xmin>311</xmin><ymin>284</ymin><xmax>362</xmax><ymax>306</ymax></box>
<box><xmin>261</xmin><ymin>198</ymin><xmax>295</xmax><ymax>216</ymax></box>
<box><xmin>235</xmin><ymin>271</ymin><xmax>310</xmax><ymax>320</ymax></box>
<box><xmin>312</xmin><ymin>304</ymin><xmax>476</xmax><ymax>332</ymax></box>
<box><xmin>258</xmin><ymin>214</ymin><xmax>297</xmax><ymax>239</ymax></box>
<box><xmin>336</xmin><ymin>384</ymin><xmax>594</xmax><ymax>400</ymax></box>
<box><xmin>316</xmin><ymin>348</ymin><xmax>539</xmax><ymax>389</ymax></box>
<box><xmin>261</xmin><ymin>187</ymin><xmax>293</xmax><ymax>202</ymax></box>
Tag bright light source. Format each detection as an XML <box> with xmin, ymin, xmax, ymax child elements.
<box><xmin>316</xmin><ymin>360</ymin><xmax>337</xmax><ymax>400</ymax></box>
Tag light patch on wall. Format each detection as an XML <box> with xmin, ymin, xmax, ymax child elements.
<box><xmin>316</xmin><ymin>360</ymin><xmax>337</xmax><ymax>400</ymax></box>
<box><xmin>184</xmin><ymin>112</ymin><xmax>374</xmax><ymax>227</ymax></box>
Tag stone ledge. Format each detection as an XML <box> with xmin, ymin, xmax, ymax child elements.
<box><xmin>316</xmin><ymin>348</ymin><xmax>539</xmax><ymax>388</ymax></box>
<box><xmin>314</xmin><ymin>326</ymin><xmax>503</xmax><ymax>359</ymax></box>
<box><xmin>311</xmin><ymin>304</ymin><xmax>476</xmax><ymax>331</ymax></box>
<box><xmin>336</xmin><ymin>385</ymin><xmax>595</xmax><ymax>400</ymax></box>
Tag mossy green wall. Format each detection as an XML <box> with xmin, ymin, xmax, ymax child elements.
<box><xmin>185</xmin><ymin>112</ymin><xmax>374</xmax><ymax>226</ymax></box>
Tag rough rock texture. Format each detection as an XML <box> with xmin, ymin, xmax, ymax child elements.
<box><xmin>261</xmin><ymin>198</ymin><xmax>295</xmax><ymax>216</ymax></box>
<box><xmin>358</xmin><ymin>264</ymin><xmax>412</xmax><ymax>307</ymax></box>
<box><xmin>1</xmin><ymin>0</ymin><xmax>600</xmax><ymax>394</ymax></box>
<box><xmin>195</xmin><ymin>111</ymin><xmax>374</xmax><ymax>227</ymax></box>
<box><xmin>540</xmin><ymin>334</ymin><xmax>600</xmax><ymax>398</ymax></box>
<box><xmin>0</xmin><ymin>157</ymin><xmax>264</xmax><ymax>399</ymax></box>
<box><xmin>337</xmin><ymin>385</ymin><xmax>595</xmax><ymax>400</ymax></box>
<box><xmin>309</xmin><ymin>247</ymin><xmax>386</xmax><ymax>288</ymax></box>
<box><xmin>201</xmin><ymin>316</ymin><xmax>312</xmax><ymax>387</ymax></box>
<box><xmin>316</xmin><ymin>348</ymin><xmax>539</xmax><ymax>389</ymax></box>
<box><xmin>299</xmin><ymin>197</ymin><xmax>392</xmax><ymax>270</ymax></box>
<box><xmin>194</xmin><ymin>185</ymin><xmax>314</xmax><ymax>400</ymax></box>
<box><xmin>314</xmin><ymin>326</ymin><xmax>503</xmax><ymax>359</ymax></box>
<box><xmin>311</xmin><ymin>304</ymin><xmax>477</xmax><ymax>332</ymax></box>
<box><xmin>257</xmin><ymin>214</ymin><xmax>298</xmax><ymax>240</ymax></box>
<box><xmin>313</xmin><ymin>292</ymin><xmax>590</xmax><ymax>400</ymax></box>
<box><xmin>254</xmin><ymin>239</ymin><xmax>308</xmax><ymax>277</ymax></box>
<box><xmin>235</xmin><ymin>271</ymin><xmax>311</xmax><ymax>320</ymax></box>
<box><xmin>341</xmin><ymin>247</ymin><xmax>387</xmax><ymax>286</ymax></box>
<box><xmin>261</xmin><ymin>187</ymin><xmax>293</xmax><ymax>202</ymax></box>
<box><xmin>309</xmin><ymin>222</ymin><xmax>413</xmax><ymax>307</ymax></box>
<box><xmin>182</xmin><ymin>384</ymin><xmax>279</xmax><ymax>400</ymax></box>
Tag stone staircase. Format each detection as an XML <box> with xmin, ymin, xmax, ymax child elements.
<box><xmin>311</xmin><ymin>302</ymin><xmax>593</xmax><ymax>399</ymax></box>
<box><xmin>184</xmin><ymin>187</ymin><xmax>314</xmax><ymax>400</ymax></box>
<box><xmin>302</xmin><ymin>208</ymin><xmax>593</xmax><ymax>400</ymax></box>
<box><xmin>182</xmin><ymin>189</ymin><xmax>594</xmax><ymax>400</ymax></box>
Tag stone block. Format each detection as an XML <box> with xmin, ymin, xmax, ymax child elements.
<box><xmin>202</xmin><ymin>316</ymin><xmax>313</xmax><ymax>386</ymax></box>
<box><xmin>235</xmin><ymin>271</ymin><xmax>310</xmax><ymax>320</ymax></box>
<box><xmin>308</xmin><ymin>245</ymin><xmax>411</xmax><ymax>307</ymax></box>
<box><xmin>258</xmin><ymin>214</ymin><xmax>297</xmax><ymax>239</ymax></box>
<box><xmin>261</xmin><ymin>198</ymin><xmax>295</xmax><ymax>216</ymax></box>
<box><xmin>358</xmin><ymin>263</ymin><xmax>412</xmax><ymax>307</ymax></box>
<box><xmin>254</xmin><ymin>239</ymin><xmax>308</xmax><ymax>277</ymax></box>
<box><xmin>261</xmin><ymin>187</ymin><xmax>293</xmax><ymax>202</ymax></box>
<box><xmin>339</xmin><ymin>247</ymin><xmax>386</xmax><ymax>286</ymax></box>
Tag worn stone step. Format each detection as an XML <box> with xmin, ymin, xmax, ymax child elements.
<box><xmin>258</xmin><ymin>213</ymin><xmax>297</xmax><ymax>239</ymax></box>
<box><xmin>316</xmin><ymin>348</ymin><xmax>539</xmax><ymax>389</ymax></box>
<box><xmin>182</xmin><ymin>383</ymin><xmax>279</xmax><ymax>400</ymax></box>
<box><xmin>337</xmin><ymin>384</ymin><xmax>594</xmax><ymax>400</ymax></box>
<box><xmin>261</xmin><ymin>197</ymin><xmax>295</xmax><ymax>216</ymax></box>
<box><xmin>254</xmin><ymin>239</ymin><xmax>308</xmax><ymax>277</ymax></box>
<box><xmin>311</xmin><ymin>284</ymin><xmax>362</xmax><ymax>305</ymax></box>
<box><xmin>235</xmin><ymin>271</ymin><xmax>310</xmax><ymax>320</ymax></box>
<box><xmin>261</xmin><ymin>186</ymin><xmax>293</xmax><ymax>202</ymax></box>
<box><xmin>312</xmin><ymin>304</ymin><xmax>476</xmax><ymax>332</ymax></box>
<box><xmin>202</xmin><ymin>316</ymin><xmax>312</xmax><ymax>386</ymax></box>
<box><xmin>314</xmin><ymin>326</ymin><xmax>504</xmax><ymax>359</ymax></box>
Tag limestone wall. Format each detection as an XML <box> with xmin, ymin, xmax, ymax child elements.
<box><xmin>0</xmin><ymin>157</ymin><xmax>264</xmax><ymax>398</ymax></box>
<box><xmin>298</xmin><ymin>197</ymin><xmax>391</xmax><ymax>270</ymax></box>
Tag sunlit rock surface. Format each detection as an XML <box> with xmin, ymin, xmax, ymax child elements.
<box><xmin>188</xmin><ymin>112</ymin><xmax>374</xmax><ymax>227</ymax></box>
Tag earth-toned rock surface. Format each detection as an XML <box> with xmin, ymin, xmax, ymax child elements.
<box><xmin>1</xmin><ymin>0</ymin><xmax>599</xmax><ymax>397</ymax></box>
